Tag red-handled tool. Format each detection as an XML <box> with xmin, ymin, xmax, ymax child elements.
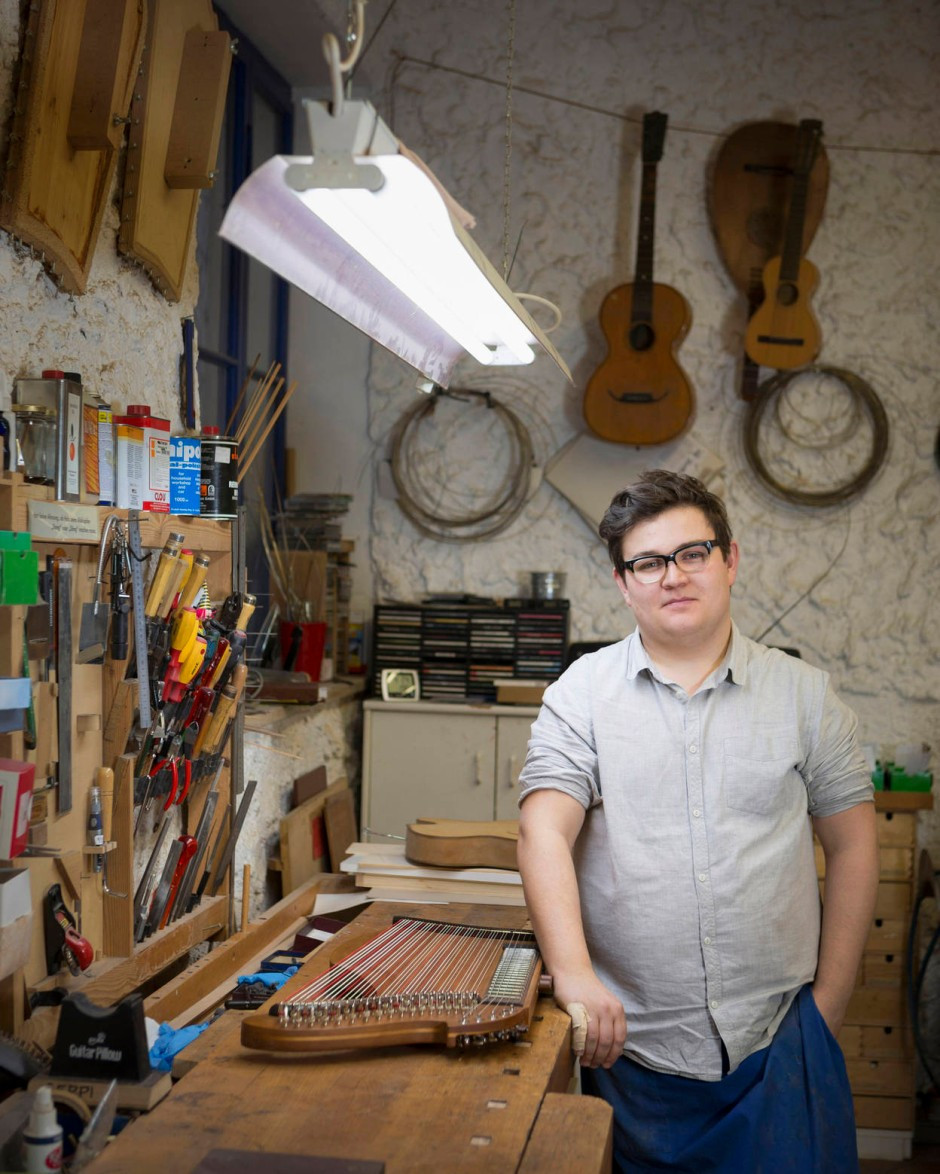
<box><xmin>160</xmin><ymin>835</ymin><xmax>198</xmax><ymax>930</ymax></box>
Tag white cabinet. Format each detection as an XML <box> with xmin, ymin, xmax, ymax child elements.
<box><xmin>360</xmin><ymin>700</ymin><xmax>540</xmax><ymax>840</ymax></box>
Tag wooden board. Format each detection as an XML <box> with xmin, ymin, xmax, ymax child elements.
<box><xmin>118</xmin><ymin>0</ymin><xmax>230</xmax><ymax>300</ymax></box>
<box><xmin>324</xmin><ymin>789</ymin><xmax>357</xmax><ymax>872</ymax></box>
<box><xmin>279</xmin><ymin>780</ymin><xmax>349</xmax><ymax>894</ymax></box>
<box><xmin>0</xmin><ymin>0</ymin><xmax>146</xmax><ymax>293</ymax></box>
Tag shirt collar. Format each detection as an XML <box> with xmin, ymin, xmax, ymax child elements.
<box><xmin>622</xmin><ymin>621</ymin><xmax>749</xmax><ymax>688</ymax></box>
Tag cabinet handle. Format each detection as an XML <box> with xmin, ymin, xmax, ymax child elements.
<box><xmin>508</xmin><ymin>755</ymin><xmax>518</xmax><ymax>788</ymax></box>
<box><xmin>475</xmin><ymin>752</ymin><xmax>484</xmax><ymax>786</ymax></box>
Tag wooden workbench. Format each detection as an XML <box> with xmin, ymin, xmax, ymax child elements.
<box><xmin>89</xmin><ymin>901</ymin><xmax>613</xmax><ymax>1173</ymax></box>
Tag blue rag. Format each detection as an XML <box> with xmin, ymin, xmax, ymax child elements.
<box><xmin>149</xmin><ymin>1020</ymin><xmax>211</xmax><ymax>1072</ymax></box>
<box><xmin>236</xmin><ymin>967</ymin><xmax>297</xmax><ymax>989</ymax></box>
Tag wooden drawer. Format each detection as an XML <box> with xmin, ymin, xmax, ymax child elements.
<box><xmin>844</xmin><ymin>985</ymin><xmax>907</xmax><ymax>1027</ymax></box>
<box><xmin>859</xmin><ymin>952</ymin><xmax>904</xmax><ymax>988</ymax></box>
<box><xmin>876</xmin><ymin>811</ymin><xmax>917</xmax><ymax>848</ymax></box>
<box><xmin>867</xmin><ymin>918</ymin><xmax>906</xmax><ymax>953</ymax></box>
<box><xmin>853</xmin><ymin>1095</ymin><xmax>915</xmax><ymax>1131</ymax></box>
<box><xmin>872</xmin><ymin>881</ymin><xmax>910</xmax><ymax>921</ymax></box>
<box><xmin>845</xmin><ymin>1057</ymin><xmax>914</xmax><ymax>1096</ymax></box>
<box><xmin>839</xmin><ymin>1023</ymin><xmax>913</xmax><ymax>1060</ymax></box>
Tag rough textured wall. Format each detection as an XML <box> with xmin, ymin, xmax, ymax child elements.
<box><xmin>0</xmin><ymin>7</ymin><xmax>193</xmax><ymax>419</ymax></box>
<box><xmin>354</xmin><ymin>0</ymin><xmax>939</xmax><ymax>851</ymax></box>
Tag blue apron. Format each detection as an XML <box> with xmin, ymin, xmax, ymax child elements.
<box><xmin>580</xmin><ymin>985</ymin><xmax>857</xmax><ymax>1173</ymax></box>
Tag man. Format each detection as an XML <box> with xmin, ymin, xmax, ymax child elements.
<box><xmin>517</xmin><ymin>469</ymin><xmax>878</xmax><ymax>1172</ymax></box>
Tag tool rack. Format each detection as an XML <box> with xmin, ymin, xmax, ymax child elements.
<box><xmin>0</xmin><ymin>472</ymin><xmax>239</xmax><ymax>1045</ymax></box>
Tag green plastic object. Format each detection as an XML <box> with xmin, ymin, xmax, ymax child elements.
<box><xmin>872</xmin><ymin>762</ymin><xmax>933</xmax><ymax>793</ymax></box>
<box><xmin>0</xmin><ymin>546</ymin><xmax>39</xmax><ymax>605</ymax></box>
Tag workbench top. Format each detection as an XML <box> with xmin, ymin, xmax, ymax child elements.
<box><xmin>89</xmin><ymin>901</ymin><xmax>612</xmax><ymax>1174</ymax></box>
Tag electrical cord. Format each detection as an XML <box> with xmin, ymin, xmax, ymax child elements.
<box><xmin>389</xmin><ymin>386</ymin><xmax>537</xmax><ymax>543</ymax></box>
<box><xmin>907</xmin><ymin>871</ymin><xmax>940</xmax><ymax>1090</ymax></box>
<box><xmin>743</xmin><ymin>365</ymin><xmax>889</xmax><ymax>507</ymax></box>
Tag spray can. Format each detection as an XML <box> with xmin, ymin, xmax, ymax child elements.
<box><xmin>199</xmin><ymin>426</ymin><xmax>240</xmax><ymax>518</ymax></box>
<box><xmin>22</xmin><ymin>1084</ymin><xmax>63</xmax><ymax>1172</ymax></box>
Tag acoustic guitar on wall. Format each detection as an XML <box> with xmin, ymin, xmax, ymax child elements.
<box><xmin>583</xmin><ymin>111</ymin><xmax>693</xmax><ymax>446</ymax></box>
<box><xmin>745</xmin><ymin>119</ymin><xmax>824</xmax><ymax>370</ymax></box>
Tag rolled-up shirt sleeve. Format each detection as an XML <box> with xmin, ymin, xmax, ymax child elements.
<box><xmin>804</xmin><ymin>676</ymin><xmax>874</xmax><ymax>817</ymax></box>
<box><xmin>518</xmin><ymin>657</ymin><xmax>602</xmax><ymax>810</ymax></box>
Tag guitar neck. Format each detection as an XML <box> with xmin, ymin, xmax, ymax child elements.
<box><xmin>779</xmin><ymin>121</ymin><xmax>821</xmax><ymax>283</ymax></box>
<box><xmin>632</xmin><ymin>160</ymin><xmax>658</xmax><ymax>322</ymax></box>
<box><xmin>779</xmin><ymin>171</ymin><xmax>812</xmax><ymax>282</ymax></box>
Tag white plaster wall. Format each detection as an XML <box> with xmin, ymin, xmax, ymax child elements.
<box><xmin>316</xmin><ymin>0</ymin><xmax>940</xmax><ymax>861</ymax></box>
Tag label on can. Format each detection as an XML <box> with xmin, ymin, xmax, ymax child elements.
<box><xmin>170</xmin><ymin>436</ymin><xmax>202</xmax><ymax>515</ymax></box>
<box><xmin>200</xmin><ymin>438</ymin><xmax>240</xmax><ymax>517</ymax></box>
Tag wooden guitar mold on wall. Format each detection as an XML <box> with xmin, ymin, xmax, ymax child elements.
<box><xmin>118</xmin><ymin>0</ymin><xmax>232</xmax><ymax>301</ymax></box>
<box><xmin>0</xmin><ymin>0</ymin><xmax>147</xmax><ymax>295</ymax></box>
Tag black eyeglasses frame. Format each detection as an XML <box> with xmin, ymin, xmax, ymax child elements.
<box><xmin>621</xmin><ymin>539</ymin><xmax>717</xmax><ymax>580</ymax></box>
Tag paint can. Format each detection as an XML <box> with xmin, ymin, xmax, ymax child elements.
<box><xmin>199</xmin><ymin>426</ymin><xmax>240</xmax><ymax>518</ymax></box>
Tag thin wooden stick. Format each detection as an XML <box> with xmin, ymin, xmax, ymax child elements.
<box><xmin>225</xmin><ymin>352</ymin><xmax>261</xmax><ymax>435</ymax></box>
<box><xmin>244</xmin><ymin>740</ymin><xmax>303</xmax><ymax>759</ymax></box>
<box><xmin>235</xmin><ymin>361</ymin><xmax>281</xmax><ymax>445</ymax></box>
<box><xmin>239</xmin><ymin>380</ymin><xmax>299</xmax><ymax>481</ymax></box>
<box><xmin>238</xmin><ymin>376</ymin><xmax>285</xmax><ymax>469</ymax></box>
<box><xmin>241</xmin><ymin>863</ymin><xmax>251</xmax><ymax>932</ymax></box>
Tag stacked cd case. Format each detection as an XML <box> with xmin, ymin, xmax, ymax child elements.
<box><xmin>371</xmin><ymin>598</ymin><xmax>569</xmax><ymax>702</ymax></box>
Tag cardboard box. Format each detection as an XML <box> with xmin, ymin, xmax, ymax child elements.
<box><xmin>496</xmin><ymin>679</ymin><xmax>549</xmax><ymax>706</ymax></box>
<box><xmin>0</xmin><ymin>759</ymin><xmax>35</xmax><ymax>858</ymax></box>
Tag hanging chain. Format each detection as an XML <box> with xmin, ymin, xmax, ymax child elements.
<box><xmin>501</xmin><ymin>0</ymin><xmax>517</xmax><ymax>280</ymax></box>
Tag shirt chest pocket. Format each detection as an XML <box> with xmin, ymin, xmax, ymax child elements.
<box><xmin>723</xmin><ymin>733</ymin><xmax>803</xmax><ymax>815</ymax></box>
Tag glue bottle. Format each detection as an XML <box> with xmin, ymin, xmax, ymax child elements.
<box><xmin>22</xmin><ymin>1084</ymin><xmax>63</xmax><ymax>1171</ymax></box>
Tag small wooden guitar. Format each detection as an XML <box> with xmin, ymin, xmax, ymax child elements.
<box><xmin>745</xmin><ymin>119</ymin><xmax>825</xmax><ymax>370</ymax></box>
<box><xmin>583</xmin><ymin>111</ymin><xmax>693</xmax><ymax>445</ymax></box>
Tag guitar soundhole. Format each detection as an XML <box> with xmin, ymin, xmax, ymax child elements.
<box><xmin>776</xmin><ymin>282</ymin><xmax>799</xmax><ymax>307</ymax></box>
<box><xmin>629</xmin><ymin>323</ymin><xmax>655</xmax><ymax>351</ymax></box>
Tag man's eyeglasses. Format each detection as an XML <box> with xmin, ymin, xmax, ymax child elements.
<box><xmin>621</xmin><ymin>540</ymin><xmax>717</xmax><ymax>584</ymax></box>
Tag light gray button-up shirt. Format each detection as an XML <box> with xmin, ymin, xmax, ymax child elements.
<box><xmin>518</xmin><ymin>622</ymin><xmax>873</xmax><ymax>1081</ymax></box>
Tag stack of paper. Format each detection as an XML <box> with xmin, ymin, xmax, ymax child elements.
<box><xmin>340</xmin><ymin>842</ymin><xmax>525</xmax><ymax>906</ymax></box>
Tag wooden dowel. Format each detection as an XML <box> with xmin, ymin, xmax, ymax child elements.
<box><xmin>241</xmin><ymin>863</ymin><xmax>250</xmax><ymax>932</ymax></box>
<box><xmin>239</xmin><ymin>380</ymin><xmax>298</xmax><ymax>481</ymax></box>
<box><xmin>225</xmin><ymin>352</ymin><xmax>261</xmax><ymax>436</ymax></box>
<box><xmin>238</xmin><ymin>376</ymin><xmax>285</xmax><ymax>467</ymax></box>
<box><xmin>244</xmin><ymin>740</ymin><xmax>303</xmax><ymax>759</ymax></box>
<box><xmin>235</xmin><ymin>361</ymin><xmax>280</xmax><ymax>445</ymax></box>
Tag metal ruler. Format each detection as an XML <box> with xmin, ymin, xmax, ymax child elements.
<box><xmin>126</xmin><ymin>511</ymin><xmax>151</xmax><ymax>730</ymax></box>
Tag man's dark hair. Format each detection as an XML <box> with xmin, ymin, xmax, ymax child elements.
<box><xmin>598</xmin><ymin>469</ymin><xmax>733</xmax><ymax>575</ymax></box>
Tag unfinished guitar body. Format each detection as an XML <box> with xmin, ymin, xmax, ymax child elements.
<box><xmin>405</xmin><ymin>818</ymin><xmax>519</xmax><ymax>870</ymax></box>
<box><xmin>583</xmin><ymin>282</ymin><xmax>693</xmax><ymax>445</ymax></box>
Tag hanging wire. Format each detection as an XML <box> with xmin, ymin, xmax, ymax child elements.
<box><xmin>501</xmin><ymin>0</ymin><xmax>517</xmax><ymax>280</ymax></box>
<box><xmin>389</xmin><ymin>386</ymin><xmax>536</xmax><ymax>543</ymax></box>
<box><xmin>392</xmin><ymin>55</ymin><xmax>940</xmax><ymax>158</ymax></box>
<box><xmin>743</xmin><ymin>365</ymin><xmax>889</xmax><ymax>507</ymax></box>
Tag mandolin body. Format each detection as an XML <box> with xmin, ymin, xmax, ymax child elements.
<box><xmin>745</xmin><ymin>255</ymin><xmax>821</xmax><ymax>370</ymax></box>
<box><xmin>583</xmin><ymin>281</ymin><xmax>694</xmax><ymax>445</ymax></box>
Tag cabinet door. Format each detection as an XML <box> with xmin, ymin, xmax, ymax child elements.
<box><xmin>495</xmin><ymin>713</ymin><xmax>536</xmax><ymax>821</ymax></box>
<box><xmin>365</xmin><ymin>710</ymin><xmax>496</xmax><ymax>838</ymax></box>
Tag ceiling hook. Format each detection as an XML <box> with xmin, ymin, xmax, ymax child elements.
<box><xmin>323</xmin><ymin>0</ymin><xmax>366</xmax><ymax>117</ymax></box>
